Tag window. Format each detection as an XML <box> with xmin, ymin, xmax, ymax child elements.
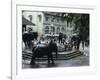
<box><xmin>57</xmin><ymin>18</ymin><xmax>59</xmax><ymax>22</ymax></box>
<box><xmin>51</xmin><ymin>26</ymin><xmax>55</xmax><ymax>33</ymax></box>
<box><xmin>45</xmin><ymin>17</ymin><xmax>49</xmax><ymax>21</ymax></box>
<box><xmin>51</xmin><ymin>17</ymin><xmax>55</xmax><ymax>22</ymax></box>
<box><xmin>57</xmin><ymin>27</ymin><xmax>60</xmax><ymax>34</ymax></box>
<box><xmin>28</xmin><ymin>15</ymin><xmax>32</xmax><ymax>21</ymax></box>
<box><xmin>45</xmin><ymin>26</ymin><xmax>49</xmax><ymax>34</ymax></box>
<box><xmin>61</xmin><ymin>27</ymin><xmax>65</xmax><ymax>32</ymax></box>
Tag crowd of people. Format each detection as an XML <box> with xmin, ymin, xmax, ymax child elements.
<box><xmin>22</xmin><ymin>30</ymin><xmax>85</xmax><ymax>52</ymax></box>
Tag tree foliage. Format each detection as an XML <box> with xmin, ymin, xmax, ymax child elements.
<box><xmin>62</xmin><ymin>13</ymin><xmax>89</xmax><ymax>41</ymax></box>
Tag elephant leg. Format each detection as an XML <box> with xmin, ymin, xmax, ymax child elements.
<box><xmin>30</xmin><ymin>55</ymin><xmax>35</xmax><ymax>65</ymax></box>
<box><xmin>55</xmin><ymin>50</ymin><xmax>58</xmax><ymax>60</ymax></box>
<box><xmin>50</xmin><ymin>54</ymin><xmax>54</xmax><ymax>64</ymax></box>
<box><xmin>48</xmin><ymin>55</ymin><xmax>50</xmax><ymax>65</ymax></box>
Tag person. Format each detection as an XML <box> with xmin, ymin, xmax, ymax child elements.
<box><xmin>58</xmin><ymin>32</ymin><xmax>63</xmax><ymax>44</ymax></box>
<box><xmin>76</xmin><ymin>35</ymin><xmax>81</xmax><ymax>50</ymax></box>
<box><xmin>71</xmin><ymin>34</ymin><xmax>81</xmax><ymax>51</ymax></box>
<box><xmin>71</xmin><ymin>35</ymin><xmax>76</xmax><ymax>49</ymax></box>
<box><xmin>62</xmin><ymin>38</ymin><xmax>66</xmax><ymax>45</ymax></box>
<box><xmin>49</xmin><ymin>39</ymin><xmax>58</xmax><ymax>59</ymax></box>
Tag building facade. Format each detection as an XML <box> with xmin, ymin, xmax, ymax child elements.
<box><xmin>43</xmin><ymin>12</ymin><xmax>67</xmax><ymax>36</ymax></box>
<box><xmin>22</xmin><ymin>11</ymin><xmax>73</xmax><ymax>38</ymax></box>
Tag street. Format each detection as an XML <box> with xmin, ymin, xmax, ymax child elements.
<box><xmin>22</xmin><ymin>55</ymin><xmax>89</xmax><ymax>69</ymax></box>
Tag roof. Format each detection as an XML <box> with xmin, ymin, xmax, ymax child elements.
<box><xmin>22</xmin><ymin>16</ymin><xmax>35</xmax><ymax>26</ymax></box>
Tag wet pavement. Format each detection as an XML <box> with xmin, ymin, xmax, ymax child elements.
<box><xmin>22</xmin><ymin>52</ymin><xmax>89</xmax><ymax>69</ymax></box>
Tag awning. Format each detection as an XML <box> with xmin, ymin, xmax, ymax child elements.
<box><xmin>22</xmin><ymin>16</ymin><xmax>35</xmax><ymax>26</ymax></box>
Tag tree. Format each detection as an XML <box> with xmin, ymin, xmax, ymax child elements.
<box><xmin>62</xmin><ymin>13</ymin><xmax>89</xmax><ymax>44</ymax></box>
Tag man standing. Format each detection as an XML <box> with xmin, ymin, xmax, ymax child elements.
<box><xmin>58</xmin><ymin>32</ymin><xmax>63</xmax><ymax>44</ymax></box>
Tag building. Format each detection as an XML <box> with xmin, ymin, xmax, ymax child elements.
<box><xmin>22</xmin><ymin>11</ymin><xmax>73</xmax><ymax>39</ymax></box>
<box><xmin>43</xmin><ymin>12</ymin><xmax>67</xmax><ymax>36</ymax></box>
